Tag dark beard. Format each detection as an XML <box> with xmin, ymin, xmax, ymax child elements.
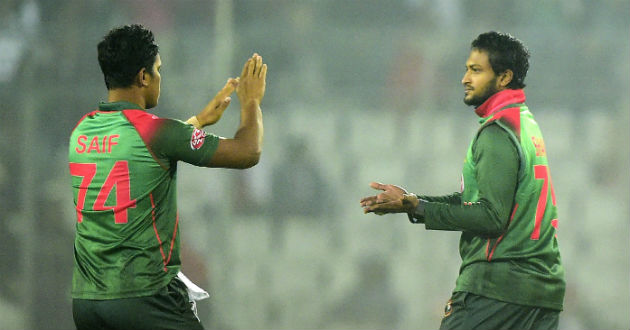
<box><xmin>463</xmin><ymin>79</ymin><xmax>498</xmax><ymax>107</ymax></box>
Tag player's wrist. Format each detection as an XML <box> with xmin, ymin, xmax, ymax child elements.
<box><xmin>405</xmin><ymin>194</ymin><xmax>426</xmax><ymax>224</ymax></box>
<box><xmin>402</xmin><ymin>193</ymin><xmax>419</xmax><ymax>213</ymax></box>
<box><xmin>186</xmin><ymin>115</ymin><xmax>203</xmax><ymax>129</ymax></box>
<box><xmin>240</xmin><ymin>99</ymin><xmax>261</xmax><ymax>111</ymax></box>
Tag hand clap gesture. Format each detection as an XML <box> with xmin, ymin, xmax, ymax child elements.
<box><xmin>237</xmin><ymin>53</ymin><xmax>267</xmax><ymax>109</ymax></box>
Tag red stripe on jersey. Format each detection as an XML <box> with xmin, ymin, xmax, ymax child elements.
<box><xmin>486</xmin><ymin>238</ymin><xmax>490</xmax><ymax>261</ymax></box>
<box><xmin>121</xmin><ymin>110</ymin><xmax>169</xmax><ymax>171</ymax></box>
<box><xmin>550</xmin><ymin>176</ymin><xmax>557</xmax><ymax>206</ymax></box>
<box><xmin>165</xmin><ymin>213</ymin><xmax>179</xmax><ymax>266</ymax></box>
<box><xmin>150</xmin><ymin>193</ymin><xmax>169</xmax><ymax>272</ymax></box>
<box><xmin>551</xmin><ymin>219</ymin><xmax>559</xmax><ymax>238</ymax></box>
<box><xmin>121</xmin><ymin>110</ymin><xmax>161</xmax><ymax>140</ymax></box>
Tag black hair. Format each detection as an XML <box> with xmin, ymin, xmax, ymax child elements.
<box><xmin>97</xmin><ymin>24</ymin><xmax>159</xmax><ymax>89</ymax></box>
<box><xmin>471</xmin><ymin>31</ymin><xmax>530</xmax><ymax>89</ymax></box>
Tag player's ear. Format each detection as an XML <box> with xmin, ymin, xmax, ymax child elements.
<box><xmin>136</xmin><ymin>68</ymin><xmax>149</xmax><ymax>87</ymax></box>
<box><xmin>498</xmin><ymin>69</ymin><xmax>513</xmax><ymax>88</ymax></box>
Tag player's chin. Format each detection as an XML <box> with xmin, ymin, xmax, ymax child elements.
<box><xmin>145</xmin><ymin>100</ymin><xmax>157</xmax><ymax>109</ymax></box>
<box><xmin>463</xmin><ymin>95</ymin><xmax>478</xmax><ymax>106</ymax></box>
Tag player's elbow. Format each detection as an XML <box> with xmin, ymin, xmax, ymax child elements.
<box><xmin>230</xmin><ymin>143</ymin><xmax>262</xmax><ymax>168</ymax></box>
<box><xmin>484</xmin><ymin>215</ymin><xmax>508</xmax><ymax>238</ymax></box>
<box><xmin>237</xmin><ymin>149</ymin><xmax>261</xmax><ymax>169</ymax></box>
<box><xmin>478</xmin><ymin>205</ymin><xmax>508</xmax><ymax>237</ymax></box>
<box><xmin>482</xmin><ymin>223</ymin><xmax>505</xmax><ymax>238</ymax></box>
<box><xmin>208</xmin><ymin>140</ymin><xmax>261</xmax><ymax>169</ymax></box>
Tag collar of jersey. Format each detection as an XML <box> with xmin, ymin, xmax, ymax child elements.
<box><xmin>474</xmin><ymin>89</ymin><xmax>526</xmax><ymax>119</ymax></box>
<box><xmin>98</xmin><ymin>100</ymin><xmax>143</xmax><ymax>111</ymax></box>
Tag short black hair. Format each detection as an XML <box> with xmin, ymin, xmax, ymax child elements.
<box><xmin>471</xmin><ymin>31</ymin><xmax>530</xmax><ymax>89</ymax></box>
<box><xmin>97</xmin><ymin>24</ymin><xmax>159</xmax><ymax>89</ymax></box>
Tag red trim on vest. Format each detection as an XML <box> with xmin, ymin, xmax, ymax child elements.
<box><xmin>489</xmin><ymin>107</ymin><xmax>522</xmax><ymax>140</ymax></box>
<box><xmin>487</xmin><ymin>203</ymin><xmax>519</xmax><ymax>262</ymax></box>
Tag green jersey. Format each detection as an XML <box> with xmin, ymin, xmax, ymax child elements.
<box><xmin>68</xmin><ymin>101</ymin><xmax>219</xmax><ymax>299</ymax></box>
<box><xmin>410</xmin><ymin>89</ymin><xmax>565</xmax><ymax>310</ymax></box>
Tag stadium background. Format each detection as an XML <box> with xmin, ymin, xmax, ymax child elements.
<box><xmin>0</xmin><ymin>0</ymin><xmax>628</xmax><ymax>329</ymax></box>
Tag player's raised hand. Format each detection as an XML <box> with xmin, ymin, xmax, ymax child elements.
<box><xmin>237</xmin><ymin>53</ymin><xmax>267</xmax><ymax>108</ymax></box>
<box><xmin>192</xmin><ymin>77</ymin><xmax>239</xmax><ymax>127</ymax></box>
<box><xmin>360</xmin><ymin>182</ymin><xmax>416</xmax><ymax>214</ymax></box>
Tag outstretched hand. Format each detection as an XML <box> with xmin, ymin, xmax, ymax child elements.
<box><xmin>360</xmin><ymin>182</ymin><xmax>418</xmax><ymax>215</ymax></box>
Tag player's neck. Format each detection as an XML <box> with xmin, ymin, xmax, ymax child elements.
<box><xmin>107</xmin><ymin>88</ymin><xmax>146</xmax><ymax>109</ymax></box>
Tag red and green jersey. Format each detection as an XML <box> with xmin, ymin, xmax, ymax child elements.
<box><xmin>412</xmin><ymin>89</ymin><xmax>565</xmax><ymax>310</ymax></box>
<box><xmin>68</xmin><ymin>101</ymin><xmax>219</xmax><ymax>299</ymax></box>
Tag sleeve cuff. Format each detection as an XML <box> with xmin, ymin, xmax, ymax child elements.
<box><xmin>407</xmin><ymin>199</ymin><xmax>426</xmax><ymax>224</ymax></box>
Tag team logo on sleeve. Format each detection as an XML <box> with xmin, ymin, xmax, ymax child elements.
<box><xmin>190</xmin><ymin>128</ymin><xmax>206</xmax><ymax>150</ymax></box>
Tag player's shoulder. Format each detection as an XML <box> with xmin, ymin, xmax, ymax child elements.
<box><xmin>121</xmin><ymin>110</ymin><xmax>197</xmax><ymax>143</ymax></box>
<box><xmin>117</xmin><ymin>110</ymin><xmax>171</xmax><ymax>142</ymax></box>
<box><xmin>71</xmin><ymin>109</ymin><xmax>113</xmax><ymax>134</ymax></box>
<box><xmin>122</xmin><ymin>109</ymin><xmax>181</xmax><ymax>131</ymax></box>
<box><xmin>477</xmin><ymin>121</ymin><xmax>511</xmax><ymax>140</ymax></box>
<box><xmin>121</xmin><ymin>109</ymin><xmax>162</xmax><ymax>123</ymax></box>
<box><xmin>71</xmin><ymin>112</ymin><xmax>92</xmax><ymax>134</ymax></box>
<box><xmin>121</xmin><ymin>110</ymin><xmax>189</xmax><ymax>127</ymax></box>
<box><xmin>479</xmin><ymin>122</ymin><xmax>507</xmax><ymax>135</ymax></box>
<box><xmin>475</xmin><ymin>122</ymin><xmax>516</xmax><ymax>150</ymax></box>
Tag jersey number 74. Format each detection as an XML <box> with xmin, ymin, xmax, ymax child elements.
<box><xmin>69</xmin><ymin>161</ymin><xmax>137</xmax><ymax>224</ymax></box>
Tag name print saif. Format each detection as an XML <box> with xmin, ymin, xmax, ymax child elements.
<box><xmin>75</xmin><ymin>135</ymin><xmax>120</xmax><ymax>154</ymax></box>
